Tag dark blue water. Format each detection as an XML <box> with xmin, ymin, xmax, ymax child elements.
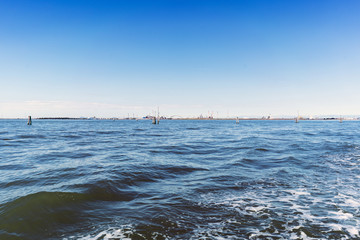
<box><xmin>1</xmin><ymin>119</ymin><xmax>360</xmax><ymax>239</ymax></box>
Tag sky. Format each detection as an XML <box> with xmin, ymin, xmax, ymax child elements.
<box><xmin>0</xmin><ymin>0</ymin><xmax>360</xmax><ymax>118</ymax></box>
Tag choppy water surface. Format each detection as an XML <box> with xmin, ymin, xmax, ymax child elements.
<box><xmin>1</xmin><ymin>119</ymin><xmax>360</xmax><ymax>240</ymax></box>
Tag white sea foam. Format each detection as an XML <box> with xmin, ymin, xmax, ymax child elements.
<box><xmin>74</xmin><ymin>226</ymin><xmax>134</xmax><ymax>240</ymax></box>
<box><xmin>331</xmin><ymin>210</ymin><xmax>353</xmax><ymax>220</ymax></box>
<box><xmin>190</xmin><ymin>221</ymin><xmax>238</xmax><ymax>240</ymax></box>
<box><xmin>197</xmin><ymin>186</ymin><xmax>360</xmax><ymax>239</ymax></box>
<box><xmin>345</xmin><ymin>197</ymin><xmax>360</xmax><ymax>208</ymax></box>
<box><xmin>345</xmin><ymin>225</ymin><xmax>359</xmax><ymax>237</ymax></box>
<box><xmin>286</xmin><ymin>189</ymin><xmax>311</xmax><ymax>196</ymax></box>
<box><xmin>245</xmin><ymin>205</ymin><xmax>266</xmax><ymax>212</ymax></box>
<box><xmin>328</xmin><ymin>224</ymin><xmax>359</xmax><ymax>238</ymax></box>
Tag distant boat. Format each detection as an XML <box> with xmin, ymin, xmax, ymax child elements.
<box><xmin>295</xmin><ymin>115</ymin><xmax>299</xmax><ymax>123</ymax></box>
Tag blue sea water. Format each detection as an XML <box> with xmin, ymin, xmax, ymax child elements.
<box><xmin>1</xmin><ymin>119</ymin><xmax>360</xmax><ymax>239</ymax></box>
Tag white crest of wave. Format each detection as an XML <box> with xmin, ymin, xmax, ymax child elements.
<box><xmin>76</xmin><ymin>226</ymin><xmax>133</xmax><ymax>240</ymax></box>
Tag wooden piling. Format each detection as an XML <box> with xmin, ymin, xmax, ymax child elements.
<box><xmin>157</xmin><ymin>107</ymin><xmax>160</xmax><ymax>124</ymax></box>
<box><xmin>27</xmin><ymin>116</ymin><xmax>32</xmax><ymax>125</ymax></box>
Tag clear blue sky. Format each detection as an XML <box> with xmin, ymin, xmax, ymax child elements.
<box><xmin>1</xmin><ymin>0</ymin><xmax>359</xmax><ymax>118</ymax></box>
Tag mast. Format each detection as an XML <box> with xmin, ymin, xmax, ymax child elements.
<box><xmin>157</xmin><ymin>107</ymin><xmax>160</xmax><ymax>124</ymax></box>
<box><xmin>295</xmin><ymin>111</ymin><xmax>299</xmax><ymax>123</ymax></box>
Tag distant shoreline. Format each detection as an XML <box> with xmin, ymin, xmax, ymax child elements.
<box><xmin>1</xmin><ymin>117</ymin><xmax>358</xmax><ymax>121</ymax></box>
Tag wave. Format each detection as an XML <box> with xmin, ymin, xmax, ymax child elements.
<box><xmin>61</xmin><ymin>134</ymin><xmax>83</xmax><ymax>139</ymax></box>
<box><xmin>185</xmin><ymin>127</ymin><xmax>200</xmax><ymax>130</ymax></box>
<box><xmin>17</xmin><ymin>134</ymin><xmax>47</xmax><ymax>139</ymax></box>
<box><xmin>0</xmin><ymin>164</ymin><xmax>34</xmax><ymax>171</ymax></box>
<box><xmin>156</xmin><ymin>165</ymin><xmax>209</xmax><ymax>175</ymax></box>
<box><xmin>133</xmin><ymin>128</ymin><xmax>145</xmax><ymax>131</ymax></box>
<box><xmin>36</xmin><ymin>152</ymin><xmax>94</xmax><ymax>162</ymax></box>
<box><xmin>255</xmin><ymin>148</ymin><xmax>269</xmax><ymax>152</ymax></box>
<box><xmin>0</xmin><ymin>191</ymin><xmax>86</xmax><ymax>239</ymax></box>
<box><xmin>0</xmin><ymin>185</ymin><xmax>138</xmax><ymax>239</ymax></box>
<box><xmin>104</xmin><ymin>165</ymin><xmax>208</xmax><ymax>187</ymax></box>
<box><xmin>95</xmin><ymin>131</ymin><xmax>125</xmax><ymax>135</ymax></box>
<box><xmin>1</xmin><ymin>138</ymin><xmax>13</xmax><ymax>141</ymax></box>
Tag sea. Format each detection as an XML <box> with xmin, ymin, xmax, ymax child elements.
<box><xmin>1</xmin><ymin>119</ymin><xmax>360</xmax><ymax>240</ymax></box>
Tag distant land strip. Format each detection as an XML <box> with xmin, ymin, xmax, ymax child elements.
<box><xmin>37</xmin><ymin>117</ymin><xmax>85</xmax><ymax>120</ymax></box>
<box><xmin>1</xmin><ymin>117</ymin><xmax>356</xmax><ymax>121</ymax></box>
